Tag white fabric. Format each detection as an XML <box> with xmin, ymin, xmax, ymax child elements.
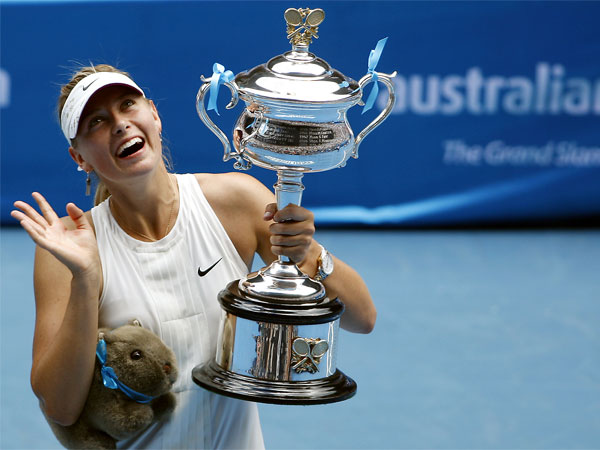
<box><xmin>91</xmin><ymin>173</ymin><xmax>264</xmax><ymax>449</ymax></box>
<box><xmin>60</xmin><ymin>72</ymin><xmax>145</xmax><ymax>141</ymax></box>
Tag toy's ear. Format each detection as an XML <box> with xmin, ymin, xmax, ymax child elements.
<box><xmin>97</xmin><ymin>327</ymin><xmax>112</xmax><ymax>343</ymax></box>
<box><xmin>129</xmin><ymin>319</ymin><xmax>143</xmax><ymax>327</ymax></box>
<box><xmin>98</xmin><ymin>328</ymin><xmax>110</xmax><ymax>340</ymax></box>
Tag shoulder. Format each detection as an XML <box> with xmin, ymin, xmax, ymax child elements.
<box><xmin>191</xmin><ymin>173</ymin><xmax>274</xmax><ymax>266</ymax></box>
<box><xmin>194</xmin><ymin>172</ymin><xmax>273</xmax><ymax>211</ymax></box>
<box><xmin>194</xmin><ymin>172</ymin><xmax>270</xmax><ymax>195</ymax></box>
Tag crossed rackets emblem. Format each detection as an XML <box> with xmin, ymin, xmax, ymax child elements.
<box><xmin>291</xmin><ymin>337</ymin><xmax>329</xmax><ymax>374</ymax></box>
<box><xmin>284</xmin><ymin>8</ymin><xmax>325</xmax><ymax>47</ymax></box>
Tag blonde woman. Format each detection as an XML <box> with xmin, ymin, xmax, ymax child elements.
<box><xmin>11</xmin><ymin>64</ymin><xmax>376</xmax><ymax>449</ymax></box>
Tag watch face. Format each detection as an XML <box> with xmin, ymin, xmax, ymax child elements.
<box><xmin>322</xmin><ymin>251</ymin><xmax>334</xmax><ymax>274</ymax></box>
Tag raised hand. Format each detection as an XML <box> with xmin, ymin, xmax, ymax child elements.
<box><xmin>263</xmin><ymin>202</ymin><xmax>315</xmax><ymax>263</ymax></box>
<box><xmin>11</xmin><ymin>192</ymin><xmax>100</xmax><ymax>277</ymax></box>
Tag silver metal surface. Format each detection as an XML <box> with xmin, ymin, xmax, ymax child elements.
<box><xmin>239</xmin><ymin>260</ymin><xmax>325</xmax><ymax>301</ymax></box>
<box><xmin>354</xmin><ymin>71</ymin><xmax>398</xmax><ymax>159</ymax></box>
<box><xmin>216</xmin><ymin>312</ymin><xmax>340</xmax><ymax>382</ymax></box>
<box><xmin>196</xmin><ymin>5</ymin><xmax>394</xmax><ymax>346</ymax></box>
<box><xmin>195</xmin><ymin>30</ymin><xmax>396</xmax><ymax>178</ymax></box>
<box><xmin>196</xmin><ymin>54</ymin><xmax>395</xmax><ymax>294</ymax></box>
<box><xmin>196</xmin><ymin>78</ymin><xmax>248</xmax><ymax>170</ymax></box>
<box><xmin>235</xmin><ymin>49</ymin><xmax>361</xmax><ymax>103</ymax></box>
<box><xmin>192</xmin><ymin>7</ymin><xmax>389</xmax><ymax>404</ymax></box>
<box><xmin>233</xmin><ymin>102</ymin><xmax>357</xmax><ymax>174</ymax></box>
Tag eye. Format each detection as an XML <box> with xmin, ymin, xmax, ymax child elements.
<box><xmin>88</xmin><ymin>116</ymin><xmax>103</xmax><ymax>129</ymax></box>
<box><xmin>130</xmin><ymin>350</ymin><xmax>143</xmax><ymax>360</ymax></box>
<box><xmin>122</xmin><ymin>99</ymin><xmax>135</xmax><ymax>109</ymax></box>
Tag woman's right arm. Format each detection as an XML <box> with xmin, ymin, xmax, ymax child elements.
<box><xmin>12</xmin><ymin>193</ymin><xmax>102</xmax><ymax>426</ymax></box>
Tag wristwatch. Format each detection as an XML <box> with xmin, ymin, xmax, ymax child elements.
<box><xmin>314</xmin><ymin>245</ymin><xmax>334</xmax><ymax>282</ymax></box>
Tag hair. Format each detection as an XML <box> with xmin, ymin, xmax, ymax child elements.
<box><xmin>58</xmin><ymin>64</ymin><xmax>173</xmax><ymax>206</ymax></box>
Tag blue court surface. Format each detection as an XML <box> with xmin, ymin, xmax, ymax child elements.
<box><xmin>1</xmin><ymin>227</ymin><xmax>599</xmax><ymax>449</ymax></box>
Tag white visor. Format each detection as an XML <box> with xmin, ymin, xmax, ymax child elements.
<box><xmin>60</xmin><ymin>72</ymin><xmax>145</xmax><ymax>141</ymax></box>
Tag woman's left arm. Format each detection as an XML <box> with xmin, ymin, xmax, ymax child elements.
<box><xmin>260</xmin><ymin>202</ymin><xmax>376</xmax><ymax>334</ymax></box>
<box><xmin>204</xmin><ymin>172</ymin><xmax>376</xmax><ymax>334</ymax></box>
<box><xmin>298</xmin><ymin>239</ymin><xmax>376</xmax><ymax>334</ymax></box>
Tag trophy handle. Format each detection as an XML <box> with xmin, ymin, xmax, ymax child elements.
<box><xmin>196</xmin><ymin>77</ymin><xmax>251</xmax><ymax>170</ymax></box>
<box><xmin>353</xmin><ymin>71</ymin><xmax>397</xmax><ymax>159</ymax></box>
<box><xmin>239</xmin><ymin>110</ymin><xmax>265</xmax><ymax>150</ymax></box>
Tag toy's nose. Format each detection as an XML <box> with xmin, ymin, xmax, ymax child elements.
<box><xmin>163</xmin><ymin>363</ymin><xmax>172</xmax><ymax>374</ymax></box>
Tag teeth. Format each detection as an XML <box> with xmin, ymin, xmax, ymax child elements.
<box><xmin>117</xmin><ymin>137</ymin><xmax>143</xmax><ymax>156</ymax></box>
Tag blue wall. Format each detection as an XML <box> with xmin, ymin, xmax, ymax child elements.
<box><xmin>2</xmin><ymin>1</ymin><xmax>599</xmax><ymax>226</ymax></box>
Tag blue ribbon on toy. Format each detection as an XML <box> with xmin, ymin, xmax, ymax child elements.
<box><xmin>96</xmin><ymin>338</ymin><xmax>156</xmax><ymax>404</ymax></box>
<box><xmin>362</xmin><ymin>37</ymin><xmax>388</xmax><ymax>114</ymax></box>
<box><xmin>207</xmin><ymin>63</ymin><xmax>234</xmax><ymax>116</ymax></box>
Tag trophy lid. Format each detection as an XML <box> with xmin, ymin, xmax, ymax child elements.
<box><xmin>234</xmin><ymin>8</ymin><xmax>360</xmax><ymax>104</ymax></box>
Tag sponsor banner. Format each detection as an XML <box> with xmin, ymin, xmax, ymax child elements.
<box><xmin>383</xmin><ymin>63</ymin><xmax>600</xmax><ymax>117</ymax></box>
<box><xmin>1</xmin><ymin>1</ymin><xmax>599</xmax><ymax>225</ymax></box>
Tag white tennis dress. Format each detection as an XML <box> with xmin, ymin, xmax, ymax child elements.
<box><xmin>91</xmin><ymin>173</ymin><xmax>264</xmax><ymax>449</ymax></box>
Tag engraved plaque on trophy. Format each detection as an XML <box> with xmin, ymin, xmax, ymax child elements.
<box><xmin>192</xmin><ymin>7</ymin><xmax>396</xmax><ymax>404</ymax></box>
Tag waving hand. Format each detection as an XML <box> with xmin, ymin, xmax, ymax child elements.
<box><xmin>11</xmin><ymin>192</ymin><xmax>100</xmax><ymax>277</ymax></box>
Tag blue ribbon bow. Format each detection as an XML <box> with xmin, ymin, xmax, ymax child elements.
<box><xmin>207</xmin><ymin>62</ymin><xmax>234</xmax><ymax>116</ymax></box>
<box><xmin>96</xmin><ymin>338</ymin><xmax>156</xmax><ymax>404</ymax></box>
<box><xmin>362</xmin><ymin>37</ymin><xmax>388</xmax><ymax>114</ymax></box>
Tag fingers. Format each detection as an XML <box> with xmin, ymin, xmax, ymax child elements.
<box><xmin>12</xmin><ymin>192</ymin><xmax>60</xmax><ymax>226</ymax></box>
<box><xmin>32</xmin><ymin>192</ymin><xmax>60</xmax><ymax>225</ymax></box>
<box><xmin>269</xmin><ymin>218</ymin><xmax>315</xmax><ymax>236</ymax></box>
<box><xmin>263</xmin><ymin>203</ymin><xmax>314</xmax><ymax>224</ymax></box>
<box><xmin>263</xmin><ymin>203</ymin><xmax>277</xmax><ymax>221</ymax></box>
<box><xmin>10</xmin><ymin>209</ymin><xmax>47</xmax><ymax>241</ymax></box>
<box><xmin>273</xmin><ymin>204</ymin><xmax>313</xmax><ymax>224</ymax></box>
<box><xmin>269</xmin><ymin>234</ymin><xmax>313</xmax><ymax>262</ymax></box>
<box><xmin>233</xmin><ymin>129</ymin><xmax>242</xmax><ymax>151</ymax></box>
<box><xmin>11</xmin><ymin>207</ymin><xmax>58</xmax><ymax>250</ymax></box>
<box><xmin>12</xmin><ymin>200</ymin><xmax>46</xmax><ymax>229</ymax></box>
<box><xmin>12</xmin><ymin>195</ymin><xmax>53</xmax><ymax>230</ymax></box>
<box><xmin>66</xmin><ymin>203</ymin><xmax>90</xmax><ymax>230</ymax></box>
<box><xmin>265</xmin><ymin>203</ymin><xmax>315</xmax><ymax>263</ymax></box>
<box><xmin>11</xmin><ymin>193</ymin><xmax>68</xmax><ymax>246</ymax></box>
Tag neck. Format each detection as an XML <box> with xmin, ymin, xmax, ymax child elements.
<box><xmin>108</xmin><ymin>169</ymin><xmax>179</xmax><ymax>242</ymax></box>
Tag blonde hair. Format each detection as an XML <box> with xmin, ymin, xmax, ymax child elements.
<box><xmin>58</xmin><ymin>64</ymin><xmax>172</xmax><ymax>205</ymax></box>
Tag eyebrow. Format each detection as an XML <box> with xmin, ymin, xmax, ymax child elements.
<box><xmin>81</xmin><ymin>91</ymin><xmax>141</xmax><ymax>120</ymax></box>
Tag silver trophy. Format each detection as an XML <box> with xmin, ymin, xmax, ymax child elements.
<box><xmin>192</xmin><ymin>7</ymin><xmax>396</xmax><ymax>404</ymax></box>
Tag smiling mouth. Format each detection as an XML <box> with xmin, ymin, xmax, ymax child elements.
<box><xmin>117</xmin><ymin>137</ymin><xmax>145</xmax><ymax>158</ymax></box>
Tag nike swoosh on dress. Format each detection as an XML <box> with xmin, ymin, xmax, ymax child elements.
<box><xmin>197</xmin><ymin>258</ymin><xmax>222</xmax><ymax>277</ymax></box>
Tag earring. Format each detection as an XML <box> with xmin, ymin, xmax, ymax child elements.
<box><xmin>85</xmin><ymin>171</ymin><xmax>91</xmax><ymax>196</ymax></box>
<box><xmin>78</xmin><ymin>166</ymin><xmax>91</xmax><ymax>196</ymax></box>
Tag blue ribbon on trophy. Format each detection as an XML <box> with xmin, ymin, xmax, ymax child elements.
<box><xmin>207</xmin><ymin>63</ymin><xmax>234</xmax><ymax>115</ymax></box>
<box><xmin>362</xmin><ymin>37</ymin><xmax>388</xmax><ymax>114</ymax></box>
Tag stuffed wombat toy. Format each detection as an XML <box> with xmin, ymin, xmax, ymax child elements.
<box><xmin>45</xmin><ymin>322</ymin><xmax>178</xmax><ymax>449</ymax></box>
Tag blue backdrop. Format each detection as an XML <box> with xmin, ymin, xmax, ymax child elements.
<box><xmin>2</xmin><ymin>1</ymin><xmax>599</xmax><ymax>226</ymax></box>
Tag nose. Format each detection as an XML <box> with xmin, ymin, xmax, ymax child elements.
<box><xmin>163</xmin><ymin>362</ymin><xmax>172</xmax><ymax>374</ymax></box>
<box><xmin>112</xmin><ymin>116</ymin><xmax>130</xmax><ymax>135</ymax></box>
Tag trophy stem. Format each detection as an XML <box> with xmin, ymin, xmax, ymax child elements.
<box><xmin>275</xmin><ymin>169</ymin><xmax>305</xmax><ymax>209</ymax></box>
<box><xmin>274</xmin><ymin>170</ymin><xmax>305</xmax><ymax>264</ymax></box>
<box><xmin>238</xmin><ymin>169</ymin><xmax>324</xmax><ymax>301</ymax></box>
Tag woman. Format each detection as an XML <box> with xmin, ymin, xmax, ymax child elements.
<box><xmin>11</xmin><ymin>64</ymin><xmax>376</xmax><ymax>449</ymax></box>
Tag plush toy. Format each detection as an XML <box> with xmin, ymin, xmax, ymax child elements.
<box><xmin>45</xmin><ymin>322</ymin><xmax>178</xmax><ymax>449</ymax></box>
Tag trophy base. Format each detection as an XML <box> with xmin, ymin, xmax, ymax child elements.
<box><xmin>192</xmin><ymin>360</ymin><xmax>357</xmax><ymax>405</ymax></box>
